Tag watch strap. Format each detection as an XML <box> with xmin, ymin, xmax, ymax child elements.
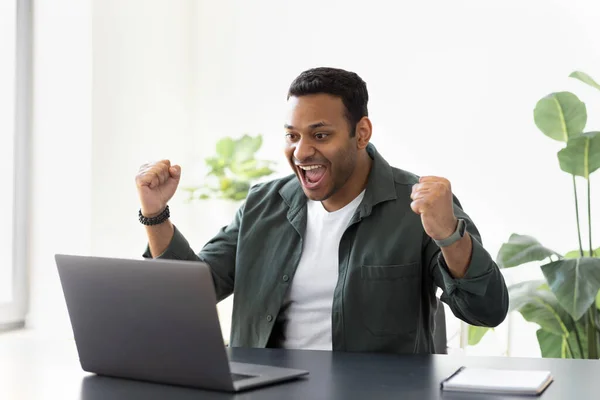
<box><xmin>433</xmin><ymin>218</ymin><xmax>466</xmax><ymax>247</ymax></box>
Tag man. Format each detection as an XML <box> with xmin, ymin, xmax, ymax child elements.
<box><xmin>136</xmin><ymin>67</ymin><xmax>508</xmax><ymax>354</ymax></box>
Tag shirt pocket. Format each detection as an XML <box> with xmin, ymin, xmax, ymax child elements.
<box><xmin>359</xmin><ymin>262</ymin><xmax>421</xmax><ymax>336</ymax></box>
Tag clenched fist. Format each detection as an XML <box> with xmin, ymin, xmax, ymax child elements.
<box><xmin>135</xmin><ymin>160</ymin><xmax>181</xmax><ymax>217</ymax></box>
<box><xmin>410</xmin><ymin>176</ymin><xmax>458</xmax><ymax>241</ymax></box>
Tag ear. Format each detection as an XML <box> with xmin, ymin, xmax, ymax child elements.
<box><xmin>355</xmin><ymin>117</ymin><xmax>372</xmax><ymax>150</ymax></box>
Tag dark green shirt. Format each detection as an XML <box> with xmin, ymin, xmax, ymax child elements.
<box><xmin>144</xmin><ymin>143</ymin><xmax>508</xmax><ymax>354</ymax></box>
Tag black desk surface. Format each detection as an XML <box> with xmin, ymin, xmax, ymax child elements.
<box><xmin>1</xmin><ymin>331</ymin><xmax>599</xmax><ymax>400</ymax></box>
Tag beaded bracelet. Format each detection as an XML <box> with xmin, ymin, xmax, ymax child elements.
<box><xmin>138</xmin><ymin>205</ymin><xmax>170</xmax><ymax>226</ymax></box>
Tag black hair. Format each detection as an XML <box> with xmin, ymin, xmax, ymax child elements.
<box><xmin>287</xmin><ymin>67</ymin><xmax>368</xmax><ymax>137</ymax></box>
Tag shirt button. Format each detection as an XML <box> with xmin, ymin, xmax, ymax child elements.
<box><xmin>266</xmin><ymin>315</ymin><xmax>273</xmax><ymax>322</ymax></box>
<box><xmin>282</xmin><ymin>274</ymin><xmax>289</xmax><ymax>282</ymax></box>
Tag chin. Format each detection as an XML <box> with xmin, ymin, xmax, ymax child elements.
<box><xmin>301</xmin><ymin>186</ymin><xmax>333</xmax><ymax>202</ymax></box>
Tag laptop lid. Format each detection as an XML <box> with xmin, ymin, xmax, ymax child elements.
<box><xmin>55</xmin><ymin>254</ymin><xmax>235</xmax><ymax>391</ymax></box>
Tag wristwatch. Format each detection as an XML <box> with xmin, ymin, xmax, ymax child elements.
<box><xmin>433</xmin><ymin>218</ymin><xmax>467</xmax><ymax>247</ymax></box>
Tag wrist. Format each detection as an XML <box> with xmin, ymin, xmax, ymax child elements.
<box><xmin>140</xmin><ymin>206</ymin><xmax>167</xmax><ymax>218</ymax></box>
<box><xmin>441</xmin><ymin>218</ymin><xmax>459</xmax><ymax>239</ymax></box>
<box><xmin>433</xmin><ymin>217</ymin><xmax>466</xmax><ymax>248</ymax></box>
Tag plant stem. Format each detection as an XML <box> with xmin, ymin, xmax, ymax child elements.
<box><xmin>571</xmin><ymin>316</ymin><xmax>584</xmax><ymax>358</ymax></box>
<box><xmin>588</xmin><ymin>178</ymin><xmax>593</xmax><ymax>256</ymax></box>
<box><xmin>588</xmin><ymin>307</ymin><xmax>599</xmax><ymax>359</ymax></box>
<box><xmin>573</xmin><ymin>175</ymin><xmax>584</xmax><ymax>257</ymax></box>
<box><xmin>565</xmin><ymin>335</ymin><xmax>575</xmax><ymax>358</ymax></box>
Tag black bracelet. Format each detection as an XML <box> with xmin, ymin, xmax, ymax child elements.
<box><xmin>139</xmin><ymin>205</ymin><xmax>170</xmax><ymax>226</ymax></box>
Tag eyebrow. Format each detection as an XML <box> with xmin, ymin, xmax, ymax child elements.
<box><xmin>284</xmin><ymin>121</ymin><xmax>333</xmax><ymax>130</ymax></box>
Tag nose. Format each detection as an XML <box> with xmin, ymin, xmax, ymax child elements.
<box><xmin>293</xmin><ymin>138</ymin><xmax>316</xmax><ymax>163</ymax></box>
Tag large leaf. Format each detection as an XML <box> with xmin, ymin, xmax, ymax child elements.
<box><xmin>468</xmin><ymin>325</ymin><xmax>492</xmax><ymax>346</ymax></box>
<box><xmin>518</xmin><ymin>289</ymin><xmax>576</xmax><ymax>335</ymax></box>
<box><xmin>537</xmin><ymin>329</ymin><xmax>565</xmax><ymax>358</ymax></box>
<box><xmin>541</xmin><ymin>258</ymin><xmax>600</xmax><ymax>320</ymax></box>
<box><xmin>557</xmin><ymin>131</ymin><xmax>600</xmax><ymax>179</ymax></box>
<box><xmin>537</xmin><ymin>321</ymin><xmax>588</xmax><ymax>359</ymax></box>
<box><xmin>570</xmin><ymin>71</ymin><xmax>600</xmax><ymax>91</ymax></box>
<box><xmin>509</xmin><ymin>280</ymin><xmax>575</xmax><ymax>335</ymax></box>
<box><xmin>497</xmin><ymin>234</ymin><xmax>559</xmax><ymax>268</ymax></box>
<box><xmin>565</xmin><ymin>247</ymin><xmax>600</xmax><ymax>258</ymax></box>
<box><xmin>534</xmin><ymin>92</ymin><xmax>587</xmax><ymax>142</ymax></box>
<box><xmin>508</xmin><ymin>279</ymin><xmax>547</xmax><ymax>311</ymax></box>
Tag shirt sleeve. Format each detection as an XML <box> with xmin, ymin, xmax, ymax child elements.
<box><xmin>142</xmin><ymin>203</ymin><xmax>244</xmax><ymax>302</ymax></box>
<box><xmin>425</xmin><ymin>197</ymin><xmax>509</xmax><ymax>327</ymax></box>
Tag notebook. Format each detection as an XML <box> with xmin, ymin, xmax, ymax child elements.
<box><xmin>440</xmin><ymin>366</ymin><xmax>553</xmax><ymax>395</ymax></box>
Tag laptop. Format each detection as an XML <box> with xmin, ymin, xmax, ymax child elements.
<box><xmin>54</xmin><ymin>254</ymin><xmax>309</xmax><ymax>392</ymax></box>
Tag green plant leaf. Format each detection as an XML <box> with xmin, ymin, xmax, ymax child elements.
<box><xmin>232</xmin><ymin>191</ymin><xmax>248</xmax><ymax>201</ymax></box>
<box><xmin>573</xmin><ymin>320</ymin><xmax>589</xmax><ymax>359</ymax></box>
<box><xmin>536</xmin><ymin>329</ymin><xmax>564</xmax><ymax>358</ymax></box>
<box><xmin>511</xmin><ymin>282</ymin><xmax>576</xmax><ymax>335</ymax></box>
<box><xmin>233</xmin><ymin>135</ymin><xmax>263</xmax><ymax>163</ymax></box>
<box><xmin>230</xmin><ymin>159</ymin><xmax>257</xmax><ymax>175</ymax></box>
<box><xmin>216</xmin><ymin>138</ymin><xmax>235</xmax><ymax>160</ymax></box>
<box><xmin>570</xmin><ymin>71</ymin><xmax>600</xmax><ymax>91</ymax></box>
<box><xmin>596</xmin><ymin>290</ymin><xmax>600</xmax><ymax>310</ymax></box>
<box><xmin>240</xmin><ymin>166</ymin><xmax>274</xmax><ymax>179</ymax></box>
<box><xmin>564</xmin><ymin>247</ymin><xmax>600</xmax><ymax>258</ymax></box>
<box><xmin>189</xmin><ymin>134</ymin><xmax>273</xmax><ymax>202</ymax></box>
<box><xmin>557</xmin><ymin>132</ymin><xmax>600</xmax><ymax>179</ymax></box>
<box><xmin>507</xmin><ymin>279</ymin><xmax>547</xmax><ymax>311</ymax></box>
<box><xmin>468</xmin><ymin>325</ymin><xmax>492</xmax><ymax>346</ymax></box>
<box><xmin>541</xmin><ymin>258</ymin><xmax>600</xmax><ymax>320</ymax></box>
<box><xmin>508</xmin><ymin>280</ymin><xmax>576</xmax><ymax>336</ymax></box>
<box><xmin>534</xmin><ymin>92</ymin><xmax>586</xmax><ymax>142</ymax></box>
<box><xmin>219</xmin><ymin>177</ymin><xmax>233</xmax><ymax>192</ymax></box>
<box><xmin>496</xmin><ymin>234</ymin><xmax>559</xmax><ymax>268</ymax></box>
<box><xmin>537</xmin><ymin>320</ymin><xmax>588</xmax><ymax>359</ymax></box>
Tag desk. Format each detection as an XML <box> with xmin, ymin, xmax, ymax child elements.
<box><xmin>1</xmin><ymin>331</ymin><xmax>599</xmax><ymax>400</ymax></box>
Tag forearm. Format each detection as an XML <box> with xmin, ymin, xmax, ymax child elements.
<box><xmin>145</xmin><ymin>219</ymin><xmax>175</xmax><ymax>258</ymax></box>
<box><xmin>432</xmin><ymin>234</ymin><xmax>509</xmax><ymax>327</ymax></box>
<box><xmin>440</xmin><ymin>232</ymin><xmax>473</xmax><ymax>278</ymax></box>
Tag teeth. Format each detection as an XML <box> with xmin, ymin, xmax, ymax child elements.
<box><xmin>298</xmin><ymin>165</ymin><xmax>323</xmax><ymax>171</ymax></box>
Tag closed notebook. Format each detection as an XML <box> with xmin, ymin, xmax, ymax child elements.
<box><xmin>440</xmin><ymin>366</ymin><xmax>553</xmax><ymax>395</ymax></box>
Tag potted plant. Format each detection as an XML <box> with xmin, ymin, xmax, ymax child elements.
<box><xmin>469</xmin><ymin>71</ymin><xmax>600</xmax><ymax>358</ymax></box>
<box><xmin>182</xmin><ymin>133</ymin><xmax>276</xmax><ymax>202</ymax></box>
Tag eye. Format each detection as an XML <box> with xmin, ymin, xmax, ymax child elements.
<box><xmin>285</xmin><ymin>133</ymin><xmax>298</xmax><ymax>141</ymax></box>
<box><xmin>315</xmin><ymin>132</ymin><xmax>330</xmax><ymax>140</ymax></box>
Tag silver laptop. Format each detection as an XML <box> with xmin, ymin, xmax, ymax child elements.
<box><xmin>54</xmin><ymin>254</ymin><xmax>308</xmax><ymax>392</ymax></box>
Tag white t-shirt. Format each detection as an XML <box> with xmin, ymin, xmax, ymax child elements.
<box><xmin>279</xmin><ymin>190</ymin><xmax>366</xmax><ymax>350</ymax></box>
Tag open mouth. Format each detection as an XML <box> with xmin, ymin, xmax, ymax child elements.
<box><xmin>297</xmin><ymin>164</ymin><xmax>327</xmax><ymax>190</ymax></box>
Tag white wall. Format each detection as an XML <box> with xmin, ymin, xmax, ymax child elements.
<box><xmin>91</xmin><ymin>0</ymin><xmax>198</xmax><ymax>258</ymax></box>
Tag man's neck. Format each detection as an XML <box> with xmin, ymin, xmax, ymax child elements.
<box><xmin>321</xmin><ymin>151</ymin><xmax>372</xmax><ymax>212</ymax></box>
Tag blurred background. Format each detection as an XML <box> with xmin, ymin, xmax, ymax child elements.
<box><xmin>2</xmin><ymin>0</ymin><xmax>600</xmax><ymax>359</ymax></box>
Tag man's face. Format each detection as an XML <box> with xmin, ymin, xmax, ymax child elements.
<box><xmin>284</xmin><ymin>94</ymin><xmax>358</xmax><ymax>201</ymax></box>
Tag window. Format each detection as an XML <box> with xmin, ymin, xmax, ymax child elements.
<box><xmin>0</xmin><ymin>0</ymin><xmax>31</xmax><ymax>329</ymax></box>
<box><xmin>0</xmin><ymin>0</ymin><xmax>17</xmax><ymax>305</ymax></box>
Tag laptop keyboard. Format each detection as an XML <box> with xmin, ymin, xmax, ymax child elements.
<box><xmin>231</xmin><ymin>373</ymin><xmax>255</xmax><ymax>381</ymax></box>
